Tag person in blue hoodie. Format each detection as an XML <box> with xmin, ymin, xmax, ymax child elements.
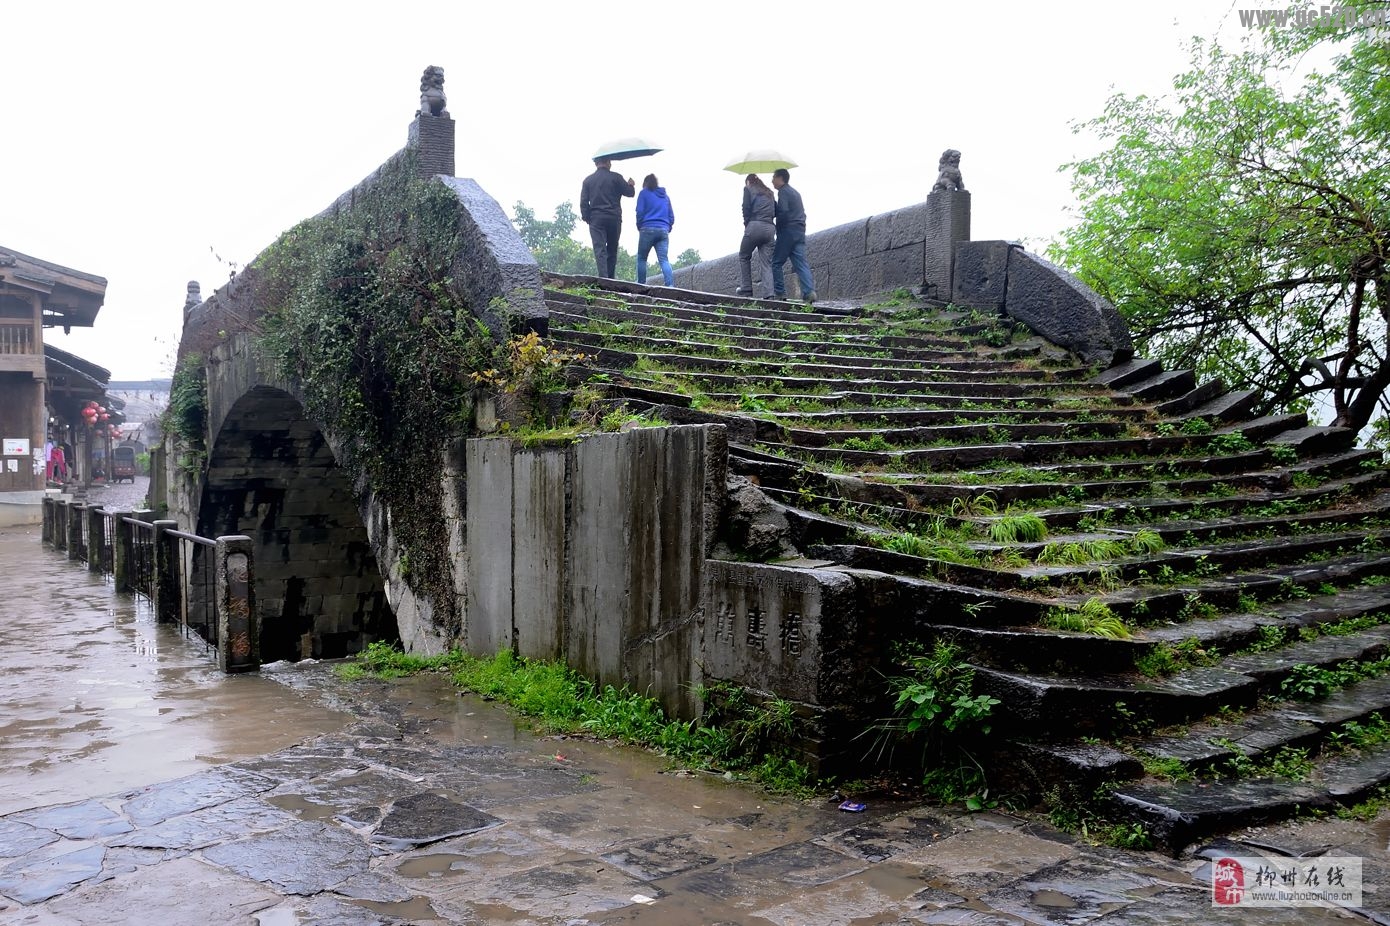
<box><xmin>634</xmin><ymin>174</ymin><xmax>675</xmax><ymax>286</ymax></box>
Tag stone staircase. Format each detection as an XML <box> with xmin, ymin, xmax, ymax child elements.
<box><xmin>539</xmin><ymin>273</ymin><xmax>1390</xmax><ymax>853</ymax></box>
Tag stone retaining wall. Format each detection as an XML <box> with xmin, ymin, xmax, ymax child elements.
<box><xmin>464</xmin><ymin>425</ymin><xmax>727</xmax><ymax>718</ymax></box>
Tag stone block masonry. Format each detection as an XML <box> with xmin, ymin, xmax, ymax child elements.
<box><xmin>465</xmin><ymin>425</ymin><xmax>726</xmax><ymax>720</ymax></box>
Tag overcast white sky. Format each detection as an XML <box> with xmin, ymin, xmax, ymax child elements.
<box><xmin>3</xmin><ymin>0</ymin><xmax>1260</xmax><ymax>379</ymax></box>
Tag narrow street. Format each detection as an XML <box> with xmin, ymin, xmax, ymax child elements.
<box><xmin>0</xmin><ymin>511</ymin><xmax>1384</xmax><ymax>924</ymax></box>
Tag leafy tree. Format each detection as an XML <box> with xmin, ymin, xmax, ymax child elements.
<box><xmin>512</xmin><ymin>202</ymin><xmax>701</xmax><ymax>282</ymax></box>
<box><xmin>1052</xmin><ymin>14</ymin><xmax>1389</xmax><ymax>438</ymax></box>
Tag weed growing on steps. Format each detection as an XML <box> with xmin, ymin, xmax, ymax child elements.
<box><xmin>340</xmin><ymin>644</ymin><xmax>814</xmax><ymax>795</ymax></box>
<box><xmin>862</xmin><ymin>640</ymin><xmax>1002</xmax><ymax>813</ymax></box>
<box><xmin>1042</xmin><ymin>599</ymin><xmax>1132</xmax><ymax>638</ymax></box>
<box><xmin>1280</xmin><ymin>656</ymin><xmax>1390</xmax><ymax>700</ymax></box>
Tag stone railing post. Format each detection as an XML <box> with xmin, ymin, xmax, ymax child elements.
<box><xmin>152</xmin><ymin>520</ymin><xmax>181</xmax><ymax>624</ymax></box>
<box><xmin>215</xmin><ymin>535</ymin><xmax>258</xmax><ymax>673</ymax></box>
<box><xmin>87</xmin><ymin>506</ymin><xmax>105</xmax><ymax>573</ymax></box>
<box><xmin>67</xmin><ymin>502</ymin><xmax>84</xmax><ymax>561</ymax></box>
<box><xmin>41</xmin><ymin>497</ymin><xmax>52</xmax><ymax>544</ymax></box>
<box><xmin>112</xmin><ymin>510</ymin><xmax>134</xmax><ymax>592</ymax></box>
<box><xmin>53</xmin><ymin>500</ymin><xmax>68</xmax><ymax>552</ymax></box>
<box><xmin>923</xmin><ymin>189</ymin><xmax>971</xmax><ymax>302</ymax></box>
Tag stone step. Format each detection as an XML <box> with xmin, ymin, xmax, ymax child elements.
<box><xmin>1015</xmin><ymin>469</ymin><xmax>1389</xmax><ymax>532</ymax></box>
<box><xmin>765</xmin><ymin>406</ymin><xmax>1154</xmax><ymax>426</ymax></box>
<box><xmin>744</xmin><ymin>450</ymin><xmax>1387</xmax><ymax>533</ymax></box>
<box><xmin>1108</xmin><ymin>780</ymin><xmax>1334</xmax><ymax>855</ymax></box>
<box><xmin>1134</xmin><ymin>673</ymin><xmax>1390</xmax><ymax>774</ymax></box>
<box><xmin>612</xmin><ymin>366</ymin><xmax>1116</xmax><ymax>397</ymax></box>
<box><xmin>1153</xmin><ymin>377</ymin><xmax>1227</xmax><ymax>416</ymax></box>
<box><xmin>552</xmin><ymin>323</ymin><xmax>1009</xmax><ymax>364</ymax></box>
<box><xmin>549</xmin><ymin>305</ymin><xmax>975</xmax><ymax>349</ymax></box>
<box><xmin>1128</xmin><ymin>369</ymin><xmax>1198</xmax><ymax>402</ymax></box>
<box><xmin>786</xmin><ymin>420</ymin><xmax>1133</xmax><ymax>449</ymax></box>
<box><xmin>974</xmin><ymin>664</ymin><xmax>1262</xmax><ymax>738</ymax></box>
<box><xmin>1010</xmin><ymin>528</ymin><xmax>1390</xmax><ymax>593</ymax></box>
<box><xmin>555</xmin><ymin>328</ymin><xmax>1034</xmax><ymax>373</ymax></box>
<box><xmin>1182</xmin><ymin>388</ymin><xmax>1261</xmax><ymax>423</ymax></box>
<box><xmin>706</xmin><ymin>388</ymin><xmax>1137</xmax><ymax>410</ymax></box>
<box><xmin>1095</xmin><ymin>357</ymin><xmax>1164</xmax><ymax>389</ymax></box>
<box><xmin>1098</xmin><ymin>550</ymin><xmax>1390</xmax><ymax>624</ymax></box>
<box><xmin>972</xmin><ymin>628</ymin><xmax>1390</xmax><ymax>740</ymax></box>
<box><xmin>1268</xmin><ymin>424</ymin><xmax>1358</xmax><ymax>456</ymax></box>
<box><xmin>940</xmin><ymin>583</ymin><xmax>1390</xmax><ymax>675</ymax></box>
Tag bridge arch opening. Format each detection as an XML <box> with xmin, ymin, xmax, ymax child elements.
<box><xmin>198</xmin><ymin>386</ymin><xmax>397</xmax><ymax>662</ymax></box>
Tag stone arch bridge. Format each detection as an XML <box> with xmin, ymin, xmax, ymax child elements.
<box><xmin>164</xmin><ymin>71</ymin><xmax>1390</xmax><ymax>850</ymax></box>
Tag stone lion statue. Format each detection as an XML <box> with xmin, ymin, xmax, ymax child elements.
<box><xmin>419</xmin><ymin>66</ymin><xmax>448</xmax><ymax>117</ymax></box>
<box><xmin>930</xmin><ymin>149</ymin><xmax>965</xmax><ymax>193</ymax></box>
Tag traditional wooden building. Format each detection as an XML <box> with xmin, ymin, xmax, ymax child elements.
<box><xmin>0</xmin><ymin>246</ymin><xmax>107</xmax><ymax>525</ymax></box>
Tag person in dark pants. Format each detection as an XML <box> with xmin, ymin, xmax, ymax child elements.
<box><xmin>770</xmin><ymin>168</ymin><xmax>818</xmax><ymax>303</ymax></box>
<box><xmin>737</xmin><ymin>174</ymin><xmax>777</xmax><ymax>299</ymax></box>
<box><xmin>580</xmin><ymin>157</ymin><xmax>636</xmax><ymax>278</ymax></box>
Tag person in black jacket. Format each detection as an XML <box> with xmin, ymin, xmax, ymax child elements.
<box><xmin>580</xmin><ymin>158</ymin><xmax>636</xmax><ymax>278</ymax></box>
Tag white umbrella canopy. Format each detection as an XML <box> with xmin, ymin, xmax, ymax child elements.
<box><xmin>723</xmin><ymin>149</ymin><xmax>798</xmax><ymax>174</ymax></box>
<box><xmin>592</xmin><ymin>137</ymin><xmax>663</xmax><ymax>160</ymax></box>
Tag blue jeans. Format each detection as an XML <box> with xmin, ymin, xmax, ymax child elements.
<box><xmin>772</xmin><ymin>230</ymin><xmax>815</xmax><ymax>297</ymax></box>
<box><xmin>636</xmin><ymin>225</ymin><xmax>672</xmax><ymax>283</ymax></box>
<box><xmin>637</xmin><ymin>227</ymin><xmax>673</xmax><ymax>285</ymax></box>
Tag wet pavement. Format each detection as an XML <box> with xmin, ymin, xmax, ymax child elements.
<box><xmin>3</xmin><ymin>525</ymin><xmax>1389</xmax><ymax>924</ymax></box>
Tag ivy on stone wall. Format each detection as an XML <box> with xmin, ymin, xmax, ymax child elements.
<box><xmin>255</xmin><ymin>155</ymin><xmax>502</xmax><ymax>633</ymax></box>
<box><xmin>163</xmin><ymin>353</ymin><xmax>207</xmax><ymax>476</ymax></box>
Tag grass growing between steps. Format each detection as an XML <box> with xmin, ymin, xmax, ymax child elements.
<box><xmin>338</xmin><ymin>644</ymin><xmax>815</xmax><ymax>796</ymax></box>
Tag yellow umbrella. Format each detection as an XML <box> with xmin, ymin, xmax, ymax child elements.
<box><xmin>723</xmin><ymin>149</ymin><xmax>798</xmax><ymax>173</ymax></box>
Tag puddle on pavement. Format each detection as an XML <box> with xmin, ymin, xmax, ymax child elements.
<box><xmin>1032</xmin><ymin>887</ymin><xmax>1079</xmax><ymax>908</ymax></box>
<box><xmin>0</xmin><ymin>527</ymin><xmax>353</xmax><ymax>815</ymax></box>
<box><xmin>396</xmin><ymin>853</ymin><xmax>474</xmax><ymax>878</ymax></box>
<box><xmin>266</xmin><ymin>794</ymin><xmax>342</xmax><ymax>821</ymax></box>
<box><xmin>254</xmin><ymin>909</ymin><xmax>300</xmax><ymax>926</ymax></box>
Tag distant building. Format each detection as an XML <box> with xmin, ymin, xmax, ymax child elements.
<box><xmin>0</xmin><ymin>245</ymin><xmax>109</xmax><ymax>525</ymax></box>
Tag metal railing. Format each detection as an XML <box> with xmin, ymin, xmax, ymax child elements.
<box><xmin>167</xmin><ymin>529</ymin><xmax>218</xmax><ymax>655</ymax></box>
<box><xmin>40</xmin><ymin>498</ymin><xmax>259</xmax><ymax>674</ymax></box>
<box><xmin>124</xmin><ymin>516</ymin><xmax>156</xmax><ymax>604</ymax></box>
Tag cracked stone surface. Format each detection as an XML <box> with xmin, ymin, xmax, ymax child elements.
<box><xmin>200</xmin><ymin>821</ymin><xmax>374</xmax><ymax>895</ymax></box>
<box><xmin>1</xmin><ymin>585</ymin><xmax>1385</xmax><ymax>925</ymax></box>
<box><xmin>371</xmin><ymin>791</ymin><xmax>500</xmax><ymax>850</ymax></box>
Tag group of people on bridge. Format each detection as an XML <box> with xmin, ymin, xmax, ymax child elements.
<box><xmin>579</xmin><ymin>159</ymin><xmax>817</xmax><ymax>303</ymax></box>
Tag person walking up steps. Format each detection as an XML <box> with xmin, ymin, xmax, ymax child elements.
<box><xmin>580</xmin><ymin>157</ymin><xmax>635</xmax><ymax>278</ymax></box>
<box><xmin>634</xmin><ymin>174</ymin><xmax>675</xmax><ymax>286</ymax></box>
<box><xmin>771</xmin><ymin>167</ymin><xmax>817</xmax><ymax>303</ymax></box>
<box><xmin>737</xmin><ymin>174</ymin><xmax>777</xmax><ymax>299</ymax></box>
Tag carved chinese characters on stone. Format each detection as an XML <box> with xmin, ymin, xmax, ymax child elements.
<box><xmin>780</xmin><ymin>612</ymin><xmax>802</xmax><ymax>656</ymax></box>
<box><xmin>714</xmin><ymin>603</ymin><xmax>735</xmax><ymax>644</ymax></box>
<box><xmin>746</xmin><ymin>606</ymin><xmax>767</xmax><ymax>651</ymax></box>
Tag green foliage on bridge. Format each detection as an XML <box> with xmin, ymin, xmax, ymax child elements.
<box><xmin>255</xmin><ymin>154</ymin><xmax>502</xmax><ymax>629</ymax></box>
<box><xmin>1052</xmin><ymin>18</ymin><xmax>1390</xmax><ymax>440</ymax></box>
<box><xmin>163</xmin><ymin>353</ymin><xmax>207</xmax><ymax>477</ymax></box>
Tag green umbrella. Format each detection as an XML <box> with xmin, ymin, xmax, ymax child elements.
<box><xmin>723</xmin><ymin>149</ymin><xmax>798</xmax><ymax>174</ymax></box>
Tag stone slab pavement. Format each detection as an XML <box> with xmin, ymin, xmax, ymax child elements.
<box><xmin>3</xmin><ymin>659</ymin><xmax>1388</xmax><ymax>926</ymax></box>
